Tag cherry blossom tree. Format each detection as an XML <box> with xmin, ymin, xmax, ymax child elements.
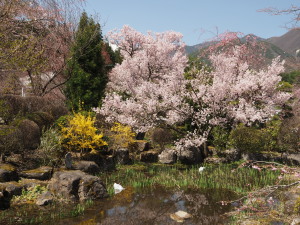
<box><xmin>100</xmin><ymin>25</ymin><xmax>188</xmax><ymax>131</ymax></box>
<box><xmin>100</xmin><ymin>26</ymin><xmax>290</xmax><ymax>150</ymax></box>
<box><xmin>175</xmin><ymin>47</ymin><xmax>290</xmax><ymax>149</ymax></box>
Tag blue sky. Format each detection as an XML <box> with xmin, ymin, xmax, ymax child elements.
<box><xmin>84</xmin><ymin>0</ymin><xmax>298</xmax><ymax>46</ymax></box>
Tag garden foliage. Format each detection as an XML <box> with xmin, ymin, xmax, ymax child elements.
<box><xmin>60</xmin><ymin>112</ymin><xmax>107</xmax><ymax>156</ymax></box>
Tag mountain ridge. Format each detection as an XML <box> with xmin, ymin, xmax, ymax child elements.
<box><xmin>185</xmin><ymin>30</ymin><xmax>300</xmax><ymax>71</ymax></box>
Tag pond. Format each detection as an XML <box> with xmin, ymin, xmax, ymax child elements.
<box><xmin>58</xmin><ymin>186</ymin><xmax>238</xmax><ymax>225</ymax></box>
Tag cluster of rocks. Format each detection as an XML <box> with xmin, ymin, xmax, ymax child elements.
<box><xmin>0</xmin><ymin>158</ymin><xmax>108</xmax><ymax>210</ymax></box>
<box><xmin>114</xmin><ymin>141</ymin><xmax>159</xmax><ymax>164</ymax></box>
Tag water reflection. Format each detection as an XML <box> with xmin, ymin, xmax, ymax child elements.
<box><xmin>60</xmin><ymin>186</ymin><xmax>236</xmax><ymax>225</ymax></box>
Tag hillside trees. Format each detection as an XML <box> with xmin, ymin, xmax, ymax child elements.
<box><xmin>0</xmin><ymin>0</ymin><xmax>84</xmax><ymax>96</ymax></box>
<box><xmin>100</xmin><ymin>26</ymin><xmax>291</xmax><ymax>150</ymax></box>
<box><xmin>64</xmin><ymin>12</ymin><xmax>119</xmax><ymax>111</ymax></box>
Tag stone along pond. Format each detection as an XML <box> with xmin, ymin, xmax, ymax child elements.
<box><xmin>0</xmin><ymin>162</ymin><xmax>290</xmax><ymax>224</ymax></box>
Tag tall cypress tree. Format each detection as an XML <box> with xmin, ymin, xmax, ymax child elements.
<box><xmin>65</xmin><ymin>12</ymin><xmax>110</xmax><ymax>111</ymax></box>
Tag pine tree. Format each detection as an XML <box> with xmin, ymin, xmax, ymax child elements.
<box><xmin>65</xmin><ymin>12</ymin><xmax>113</xmax><ymax>111</ymax></box>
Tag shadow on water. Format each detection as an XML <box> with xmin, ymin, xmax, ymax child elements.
<box><xmin>59</xmin><ymin>186</ymin><xmax>238</xmax><ymax>225</ymax></box>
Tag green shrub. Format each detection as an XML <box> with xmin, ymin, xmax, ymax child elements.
<box><xmin>211</xmin><ymin>126</ymin><xmax>231</xmax><ymax>151</ymax></box>
<box><xmin>277</xmin><ymin>116</ymin><xmax>300</xmax><ymax>153</ymax></box>
<box><xmin>0</xmin><ymin>125</ymin><xmax>23</xmax><ymax>161</ymax></box>
<box><xmin>26</xmin><ymin>112</ymin><xmax>54</xmax><ymax>132</ymax></box>
<box><xmin>39</xmin><ymin>127</ymin><xmax>65</xmax><ymax>167</ymax></box>
<box><xmin>229</xmin><ymin>124</ymin><xmax>267</xmax><ymax>153</ymax></box>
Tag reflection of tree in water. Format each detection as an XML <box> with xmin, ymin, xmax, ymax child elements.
<box><xmin>72</xmin><ymin>187</ymin><xmax>234</xmax><ymax>225</ymax></box>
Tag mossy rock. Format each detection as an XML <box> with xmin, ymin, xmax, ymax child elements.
<box><xmin>0</xmin><ymin>163</ymin><xmax>19</xmax><ymax>182</ymax></box>
<box><xmin>19</xmin><ymin>166</ymin><xmax>53</xmax><ymax>181</ymax></box>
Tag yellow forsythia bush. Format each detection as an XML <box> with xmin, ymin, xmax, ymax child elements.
<box><xmin>60</xmin><ymin>112</ymin><xmax>107</xmax><ymax>155</ymax></box>
<box><xmin>109</xmin><ymin>122</ymin><xmax>135</xmax><ymax>150</ymax></box>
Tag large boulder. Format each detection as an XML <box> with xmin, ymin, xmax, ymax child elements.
<box><xmin>158</xmin><ymin>148</ymin><xmax>177</xmax><ymax>164</ymax></box>
<box><xmin>48</xmin><ymin>170</ymin><xmax>108</xmax><ymax>201</ymax></box>
<box><xmin>217</xmin><ymin>149</ymin><xmax>241</xmax><ymax>162</ymax></box>
<box><xmin>0</xmin><ymin>190</ymin><xmax>10</xmax><ymax>210</ymax></box>
<box><xmin>36</xmin><ymin>191</ymin><xmax>54</xmax><ymax>206</ymax></box>
<box><xmin>0</xmin><ymin>164</ymin><xmax>19</xmax><ymax>182</ymax></box>
<box><xmin>283</xmin><ymin>153</ymin><xmax>300</xmax><ymax>165</ymax></box>
<box><xmin>72</xmin><ymin>161</ymin><xmax>100</xmax><ymax>175</ymax></box>
<box><xmin>19</xmin><ymin>166</ymin><xmax>52</xmax><ymax>180</ymax></box>
<box><xmin>140</xmin><ymin>151</ymin><xmax>158</xmax><ymax>163</ymax></box>
<box><xmin>129</xmin><ymin>141</ymin><xmax>151</xmax><ymax>153</ymax></box>
<box><xmin>114</xmin><ymin>148</ymin><xmax>131</xmax><ymax>165</ymax></box>
<box><xmin>177</xmin><ymin>146</ymin><xmax>203</xmax><ymax>164</ymax></box>
<box><xmin>82</xmin><ymin>154</ymin><xmax>116</xmax><ymax>172</ymax></box>
<box><xmin>0</xmin><ymin>179</ymin><xmax>48</xmax><ymax>198</ymax></box>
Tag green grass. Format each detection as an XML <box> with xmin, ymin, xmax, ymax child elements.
<box><xmin>102</xmin><ymin>162</ymin><xmax>291</xmax><ymax>196</ymax></box>
<box><xmin>0</xmin><ymin>199</ymin><xmax>95</xmax><ymax>225</ymax></box>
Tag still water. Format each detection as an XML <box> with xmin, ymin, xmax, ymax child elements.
<box><xmin>59</xmin><ymin>186</ymin><xmax>237</xmax><ymax>225</ymax></box>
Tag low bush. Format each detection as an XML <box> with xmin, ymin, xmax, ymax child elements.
<box><xmin>39</xmin><ymin>127</ymin><xmax>65</xmax><ymax>167</ymax></box>
<box><xmin>108</xmin><ymin>122</ymin><xmax>135</xmax><ymax>151</ymax></box>
<box><xmin>229</xmin><ymin>124</ymin><xmax>268</xmax><ymax>153</ymax></box>
<box><xmin>59</xmin><ymin>112</ymin><xmax>107</xmax><ymax>157</ymax></box>
<box><xmin>0</xmin><ymin>125</ymin><xmax>23</xmax><ymax>161</ymax></box>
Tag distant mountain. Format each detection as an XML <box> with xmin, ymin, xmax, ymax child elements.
<box><xmin>185</xmin><ymin>31</ymin><xmax>300</xmax><ymax>71</ymax></box>
<box><xmin>267</xmin><ymin>29</ymin><xmax>300</xmax><ymax>55</ymax></box>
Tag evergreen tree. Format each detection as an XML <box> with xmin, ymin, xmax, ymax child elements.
<box><xmin>65</xmin><ymin>12</ymin><xmax>116</xmax><ymax>111</ymax></box>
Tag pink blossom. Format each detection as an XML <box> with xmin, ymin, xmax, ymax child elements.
<box><xmin>252</xmin><ymin>165</ymin><xmax>261</xmax><ymax>170</ymax></box>
<box><xmin>99</xmin><ymin>26</ymin><xmax>291</xmax><ymax>149</ymax></box>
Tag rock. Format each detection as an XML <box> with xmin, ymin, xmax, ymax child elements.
<box><xmin>78</xmin><ymin>175</ymin><xmax>108</xmax><ymax>201</ymax></box>
<box><xmin>19</xmin><ymin>166</ymin><xmax>52</xmax><ymax>180</ymax></box>
<box><xmin>284</xmin><ymin>153</ymin><xmax>300</xmax><ymax>166</ymax></box>
<box><xmin>48</xmin><ymin>170</ymin><xmax>108</xmax><ymax>201</ymax></box>
<box><xmin>170</xmin><ymin>210</ymin><xmax>192</xmax><ymax>223</ymax></box>
<box><xmin>177</xmin><ymin>146</ymin><xmax>203</xmax><ymax>164</ymax></box>
<box><xmin>217</xmin><ymin>149</ymin><xmax>241</xmax><ymax>162</ymax></box>
<box><xmin>0</xmin><ymin>163</ymin><xmax>19</xmax><ymax>182</ymax></box>
<box><xmin>204</xmin><ymin>157</ymin><xmax>227</xmax><ymax>164</ymax></box>
<box><xmin>291</xmin><ymin>217</ymin><xmax>300</xmax><ymax>225</ymax></box>
<box><xmin>0</xmin><ymin>190</ymin><xmax>10</xmax><ymax>210</ymax></box>
<box><xmin>1</xmin><ymin>182</ymin><xmax>23</xmax><ymax>196</ymax></box>
<box><xmin>65</xmin><ymin>152</ymin><xmax>72</xmax><ymax>169</ymax></box>
<box><xmin>158</xmin><ymin>148</ymin><xmax>177</xmax><ymax>164</ymax></box>
<box><xmin>114</xmin><ymin>148</ymin><xmax>131</xmax><ymax>165</ymax></box>
<box><xmin>72</xmin><ymin>161</ymin><xmax>100</xmax><ymax>175</ymax></box>
<box><xmin>0</xmin><ymin>179</ymin><xmax>47</xmax><ymax>198</ymax></box>
<box><xmin>82</xmin><ymin>154</ymin><xmax>116</xmax><ymax>172</ymax></box>
<box><xmin>175</xmin><ymin>210</ymin><xmax>192</xmax><ymax>219</ymax></box>
<box><xmin>36</xmin><ymin>191</ymin><xmax>53</xmax><ymax>206</ymax></box>
<box><xmin>129</xmin><ymin>141</ymin><xmax>151</xmax><ymax>153</ymax></box>
<box><xmin>284</xmin><ymin>199</ymin><xmax>295</xmax><ymax>214</ymax></box>
<box><xmin>140</xmin><ymin>151</ymin><xmax>158</xmax><ymax>163</ymax></box>
<box><xmin>170</xmin><ymin>213</ymin><xmax>184</xmax><ymax>223</ymax></box>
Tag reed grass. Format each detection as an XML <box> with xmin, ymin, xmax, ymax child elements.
<box><xmin>103</xmin><ymin>162</ymin><xmax>291</xmax><ymax>195</ymax></box>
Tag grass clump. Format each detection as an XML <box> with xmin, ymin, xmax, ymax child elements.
<box><xmin>103</xmin><ymin>162</ymin><xmax>291</xmax><ymax>195</ymax></box>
